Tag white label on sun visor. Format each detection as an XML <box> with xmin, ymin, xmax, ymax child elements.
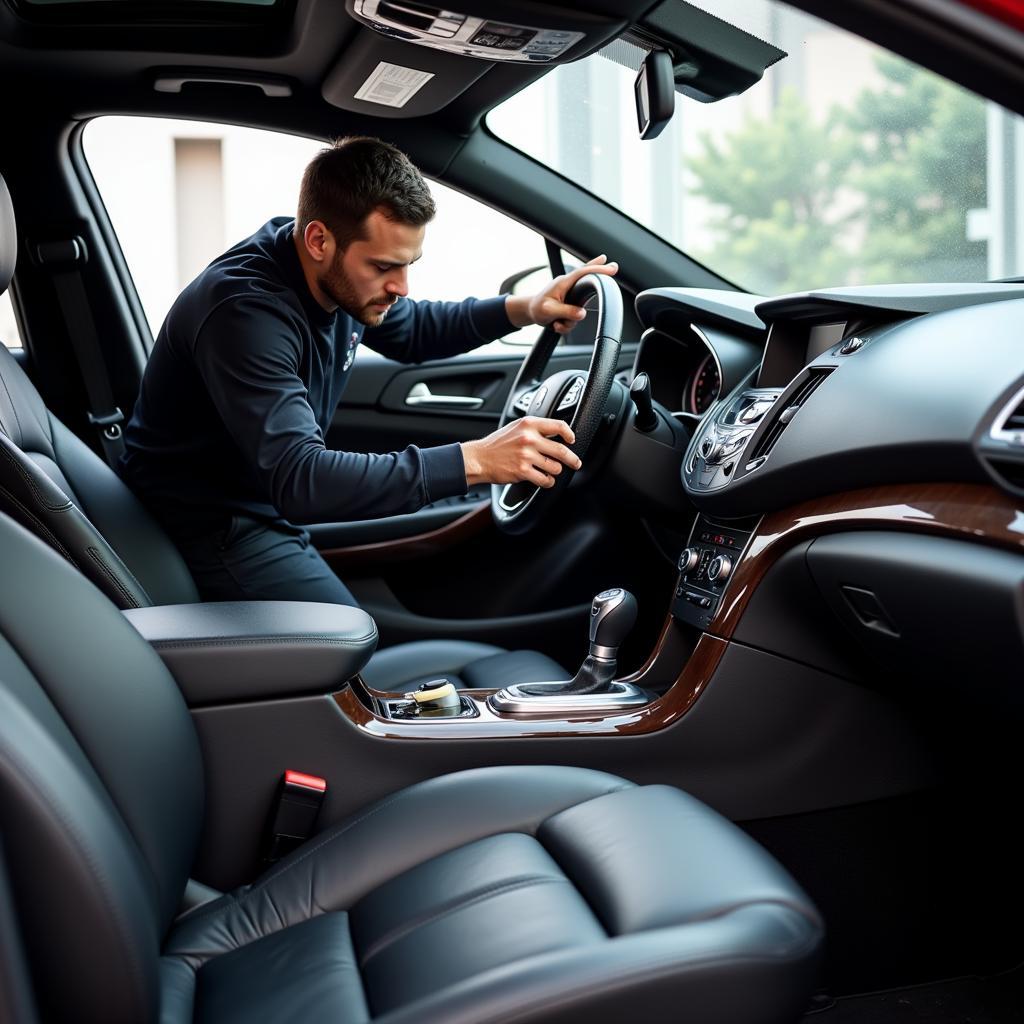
<box><xmin>354</xmin><ymin>63</ymin><xmax>434</xmax><ymax>108</ymax></box>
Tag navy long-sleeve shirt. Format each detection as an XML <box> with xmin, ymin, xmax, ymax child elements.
<box><xmin>121</xmin><ymin>218</ymin><xmax>513</xmax><ymax>538</ymax></box>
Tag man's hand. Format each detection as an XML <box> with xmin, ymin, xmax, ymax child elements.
<box><xmin>505</xmin><ymin>255</ymin><xmax>619</xmax><ymax>335</ymax></box>
<box><xmin>461</xmin><ymin>417</ymin><xmax>582</xmax><ymax>488</ymax></box>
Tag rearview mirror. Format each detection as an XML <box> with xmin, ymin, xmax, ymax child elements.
<box><xmin>635</xmin><ymin>49</ymin><xmax>675</xmax><ymax>140</ymax></box>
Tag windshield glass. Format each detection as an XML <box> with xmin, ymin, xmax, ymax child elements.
<box><xmin>488</xmin><ymin>0</ymin><xmax>1024</xmax><ymax>295</ymax></box>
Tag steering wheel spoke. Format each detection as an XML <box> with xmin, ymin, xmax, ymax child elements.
<box><xmin>497</xmin><ymin>481</ymin><xmax>538</xmax><ymax>513</ymax></box>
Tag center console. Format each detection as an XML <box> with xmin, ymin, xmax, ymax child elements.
<box><xmin>683</xmin><ymin>387</ymin><xmax>781</xmax><ymax>491</ymax></box>
<box><xmin>671</xmin><ymin>514</ymin><xmax>757</xmax><ymax>631</ymax></box>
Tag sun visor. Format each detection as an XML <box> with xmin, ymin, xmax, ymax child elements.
<box><xmin>638</xmin><ymin>1</ymin><xmax>787</xmax><ymax>102</ymax></box>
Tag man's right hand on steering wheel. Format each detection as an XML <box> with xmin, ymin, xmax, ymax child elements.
<box><xmin>461</xmin><ymin>416</ymin><xmax>581</xmax><ymax>489</ymax></box>
<box><xmin>504</xmin><ymin>254</ymin><xmax>619</xmax><ymax>335</ymax></box>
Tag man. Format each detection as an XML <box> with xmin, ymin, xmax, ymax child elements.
<box><xmin>121</xmin><ymin>135</ymin><xmax>617</xmax><ymax>605</ymax></box>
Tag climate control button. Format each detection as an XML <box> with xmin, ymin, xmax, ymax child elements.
<box><xmin>678</xmin><ymin>547</ymin><xmax>700</xmax><ymax>574</ymax></box>
<box><xmin>707</xmin><ymin>554</ymin><xmax>733</xmax><ymax>582</ymax></box>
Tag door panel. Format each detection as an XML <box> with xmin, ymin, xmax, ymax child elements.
<box><xmin>326</xmin><ymin>342</ymin><xmax>637</xmax><ymax>461</ymax></box>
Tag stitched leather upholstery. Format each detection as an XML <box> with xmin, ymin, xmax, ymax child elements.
<box><xmin>0</xmin><ymin>345</ymin><xmax>200</xmax><ymax>606</ymax></box>
<box><xmin>360</xmin><ymin>639</ymin><xmax>569</xmax><ymax>692</ymax></box>
<box><xmin>123</xmin><ymin>601</ymin><xmax>379</xmax><ymax>703</ymax></box>
<box><xmin>0</xmin><ymin>331</ymin><xmax>563</xmax><ymax>690</ymax></box>
<box><xmin>0</xmin><ymin>510</ymin><xmax>824</xmax><ymax>1022</ymax></box>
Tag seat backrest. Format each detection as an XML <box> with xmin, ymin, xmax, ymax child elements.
<box><xmin>0</xmin><ymin>415</ymin><xmax>153</xmax><ymax>607</ymax></box>
<box><xmin>0</xmin><ymin>175</ymin><xmax>199</xmax><ymax>607</ymax></box>
<box><xmin>0</xmin><ymin>510</ymin><xmax>205</xmax><ymax>1022</ymax></box>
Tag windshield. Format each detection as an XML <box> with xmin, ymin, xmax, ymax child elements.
<box><xmin>488</xmin><ymin>0</ymin><xmax>1023</xmax><ymax>295</ymax></box>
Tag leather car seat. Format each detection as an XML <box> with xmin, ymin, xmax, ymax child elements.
<box><xmin>0</xmin><ymin>508</ymin><xmax>823</xmax><ymax>1023</ymax></box>
<box><xmin>0</xmin><ymin>174</ymin><xmax>565</xmax><ymax>691</ymax></box>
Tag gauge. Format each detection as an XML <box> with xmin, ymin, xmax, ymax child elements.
<box><xmin>688</xmin><ymin>353</ymin><xmax>721</xmax><ymax>414</ymax></box>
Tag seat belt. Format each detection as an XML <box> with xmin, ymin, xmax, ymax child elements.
<box><xmin>31</xmin><ymin>236</ymin><xmax>125</xmax><ymax>468</ymax></box>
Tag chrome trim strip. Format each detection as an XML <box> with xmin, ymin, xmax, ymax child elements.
<box><xmin>488</xmin><ymin>681</ymin><xmax>653</xmax><ymax>716</ymax></box>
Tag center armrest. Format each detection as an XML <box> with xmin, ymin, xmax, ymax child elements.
<box><xmin>122</xmin><ymin>601</ymin><xmax>378</xmax><ymax>705</ymax></box>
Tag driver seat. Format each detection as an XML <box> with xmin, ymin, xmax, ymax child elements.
<box><xmin>0</xmin><ymin>176</ymin><xmax>566</xmax><ymax>691</ymax></box>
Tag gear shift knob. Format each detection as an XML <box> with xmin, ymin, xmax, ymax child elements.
<box><xmin>510</xmin><ymin>587</ymin><xmax>639</xmax><ymax>699</ymax></box>
<box><xmin>590</xmin><ymin>588</ymin><xmax>638</xmax><ymax>659</ymax></box>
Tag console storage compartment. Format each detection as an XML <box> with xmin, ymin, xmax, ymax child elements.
<box><xmin>123</xmin><ymin>601</ymin><xmax>378</xmax><ymax>705</ymax></box>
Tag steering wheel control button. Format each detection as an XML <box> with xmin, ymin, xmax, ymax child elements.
<box><xmin>707</xmin><ymin>554</ymin><xmax>733</xmax><ymax>582</ymax></box>
<box><xmin>513</xmin><ymin>388</ymin><xmax>538</xmax><ymax>413</ymax></box>
<box><xmin>677</xmin><ymin>547</ymin><xmax>700</xmax><ymax>574</ymax></box>
<box><xmin>557</xmin><ymin>376</ymin><xmax>586</xmax><ymax>411</ymax></box>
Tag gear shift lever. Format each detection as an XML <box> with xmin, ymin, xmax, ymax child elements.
<box><xmin>489</xmin><ymin>587</ymin><xmax>651</xmax><ymax>714</ymax></box>
<box><xmin>519</xmin><ymin>588</ymin><xmax>638</xmax><ymax>697</ymax></box>
<box><xmin>589</xmin><ymin>588</ymin><xmax>638</xmax><ymax>660</ymax></box>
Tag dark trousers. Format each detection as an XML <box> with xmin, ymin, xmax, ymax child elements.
<box><xmin>175</xmin><ymin>516</ymin><xmax>359</xmax><ymax>606</ymax></box>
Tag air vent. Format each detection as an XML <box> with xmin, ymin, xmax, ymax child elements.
<box><xmin>747</xmin><ymin>367</ymin><xmax>833</xmax><ymax>466</ymax></box>
<box><xmin>990</xmin><ymin>385</ymin><xmax>1024</xmax><ymax>445</ymax></box>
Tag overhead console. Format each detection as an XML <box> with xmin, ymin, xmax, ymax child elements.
<box><xmin>348</xmin><ymin>1</ymin><xmax>593</xmax><ymax>63</ymax></box>
<box><xmin>328</xmin><ymin>0</ymin><xmax>632</xmax><ymax>117</ymax></box>
<box><xmin>331</xmin><ymin>0</ymin><xmax>788</xmax><ymax>120</ymax></box>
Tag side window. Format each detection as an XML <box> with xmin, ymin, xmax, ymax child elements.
<box><xmin>1</xmin><ymin>292</ymin><xmax>23</xmax><ymax>350</ymax></box>
<box><xmin>408</xmin><ymin>183</ymin><xmax>545</xmax><ymax>351</ymax></box>
<box><xmin>82</xmin><ymin>117</ymin><xmax>546</xmax><ymax>354</ymax></box>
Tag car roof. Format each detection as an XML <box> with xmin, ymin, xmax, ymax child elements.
<box><xmin>1</xmin><ymin>0</ymin><xmax>1022</xmax><ymax>151</ymax></box>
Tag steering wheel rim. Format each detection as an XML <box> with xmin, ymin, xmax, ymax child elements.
<box><xmin>491</xmin><ymin>272</ymin><xmax>624</xmax><ymax>535</ymax></box>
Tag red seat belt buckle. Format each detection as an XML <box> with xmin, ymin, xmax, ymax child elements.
<box><xmin>264</xmin><ymin>770</ymin><xmax>327</xmax><ymax>863</ymax></box>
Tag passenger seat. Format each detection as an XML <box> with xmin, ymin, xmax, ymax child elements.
<box><xmin>0</xmin><ymin>507</ymin><xmax>824</xmax><ymax>1023</ymax></box>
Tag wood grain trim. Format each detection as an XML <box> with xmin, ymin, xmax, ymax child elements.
<box><xmin>333</xmin><ymin>631</ymin><xmax>726</xmax><ymax>739</ymax></box>
<box><xmin>320</xmin><ymin>500</ymin><xmax>490</xmax><ymax>570</ymax></box>
<box><xmin>710</xmin><ymin>482</ymin><xmax>1024</xmax><ymax>639</ymax></box>
<box><xmin>331</xmin><ymin>482</ymin><xmax>1024</xmax><ymax>739</ymax></box>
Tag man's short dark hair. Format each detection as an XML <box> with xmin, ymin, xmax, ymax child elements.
<box><xmin>296</xmin><ymin>136</ymin><xmax>435</xmax><ymax>249</ymax></box>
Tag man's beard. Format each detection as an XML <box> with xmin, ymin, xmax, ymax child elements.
<box><xmin>320</xmin><ymin>259</ymin><xmax>396</xmax><ymax>326</ymax></box>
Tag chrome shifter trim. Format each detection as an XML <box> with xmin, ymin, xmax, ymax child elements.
<box><xmin>488</xmin><ymin>681</ymin><xmax>653</xmax><ymax>716</ymax></box>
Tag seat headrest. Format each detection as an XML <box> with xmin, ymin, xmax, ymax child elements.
<box><xmin>0</xmin><ymin>175</ymin><xmax>15</xmax><ymax>296</ymax></box>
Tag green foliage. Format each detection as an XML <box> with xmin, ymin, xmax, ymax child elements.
<box><xmin>689</xmin><ymin>55</ymin><xmax>987</xmax><ymax>294</ymax></box>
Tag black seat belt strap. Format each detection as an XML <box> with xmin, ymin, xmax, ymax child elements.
<box><xmin>32</xmin><ymin>236</ymin><xmax>125</xmax><ymax>468</ymax></box>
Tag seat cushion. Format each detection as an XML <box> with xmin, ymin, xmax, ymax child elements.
<box><xmin>361</xmin><ymin>639</ymin><xmax>569</xmax><ymax>692</ymax></box>
<box><xmin>161</xmin><ymin>766</ymin><xmax>823</xmax><ymax>1024</ymax></box>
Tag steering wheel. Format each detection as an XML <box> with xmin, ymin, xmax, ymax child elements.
<box><xmin>491</xmin><ymin>272</ymin><xmax>624</xmax><ymax>535</ymax></box>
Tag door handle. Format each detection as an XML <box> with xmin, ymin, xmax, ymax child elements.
<box><xmin>405</xmin><ymin>382</ymin><xmax>484</xmax><ymax>409</ymax></box>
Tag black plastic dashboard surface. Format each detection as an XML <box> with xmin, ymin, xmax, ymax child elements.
<box><xmin>636</xmin><ymin>284</ymin><xmax>1024</xmax><ymax>517</ymax></box>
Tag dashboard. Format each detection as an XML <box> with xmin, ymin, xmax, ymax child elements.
<box><xmin>626</xmin><ymin>281</ymin><xmax>1024</xmax><ymax>700</ymax></box>
<box><xmin>633</xmin><ymin>282</ymin><xmax>1024</xmax><ymax>516</ymax></box>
